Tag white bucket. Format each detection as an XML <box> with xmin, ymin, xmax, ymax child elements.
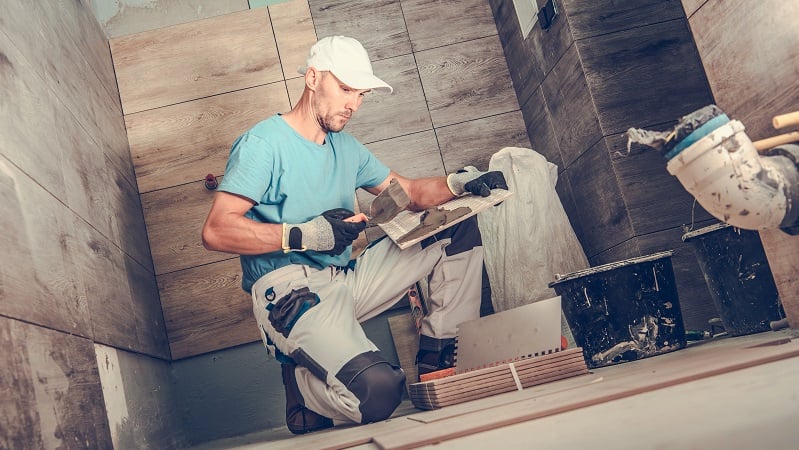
<box><xmin>666</xmin><ymin>120</ymin><xmax>788</xmax><ymax>229</ymax></box>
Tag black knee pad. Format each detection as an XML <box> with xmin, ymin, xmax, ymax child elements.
<box><xmin>336</xmin><ymin>351</ymin><xmax>406</xmax><ymax>424</ymax></box>
<box><xmin>422</xmin><ymin>215</ymin><xmax>482</xmax><ymax>255</ymax></box>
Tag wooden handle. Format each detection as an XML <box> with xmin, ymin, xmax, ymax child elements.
<box><xmin>772</xmin><ymin>111</ymin><xmax>799</xmax><ymax>129</ymax></box>
<box><xmin>753</xmin><ymin>131</ymin><xmax>799</xmax><ymax>152</ymax></box>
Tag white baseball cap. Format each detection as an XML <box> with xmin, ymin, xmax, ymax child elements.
<box><xmin>298</xmin><ymin>36</ymin><xmax>393</xmax><ymax>94</ymax></box>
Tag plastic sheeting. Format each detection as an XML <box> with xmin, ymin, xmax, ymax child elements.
<box><xmin>478</xmin><ymin>147</ymin><xmax>589</xmax><ymax>313</ymax></box>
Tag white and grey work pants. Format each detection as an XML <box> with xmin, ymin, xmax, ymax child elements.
<box><xmin>250</xmin><ymin>216</ymin><xmax>484</xmax><ymax>424</ymax></box>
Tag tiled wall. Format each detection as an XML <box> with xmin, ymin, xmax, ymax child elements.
<box><xmin>685</xmin><ymin>0</ymin><xmax>799</xmax><ymax>327</ymax></box>
<box><xmin>0</xmin><ymin>0</ymin><xmax>181</xmax><ymax>447</ymax></box>
<box><xmin>489</xmin><ymin>0</ymin><xmax>723</xmax><ymax>330</ymax></box>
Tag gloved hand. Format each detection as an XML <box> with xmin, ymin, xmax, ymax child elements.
<box><xmin>446</xmin><ymin>166</ymin><xmax>508</xmax><ymax>197</ymax></box>
<box><xmin>282</xmin><ymin>208</ymin><xmax>366</xmax><ymax>255</ymax></box>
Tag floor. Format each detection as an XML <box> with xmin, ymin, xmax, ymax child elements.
<box><xmin>194</xmin><ymin>329</ymin><xmax>799</xmax><ymax>450</ymax></box>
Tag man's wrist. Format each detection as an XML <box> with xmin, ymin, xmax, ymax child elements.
<box><xmin>282</xmin><ymin>223</ymin><xmax>307</xmax><ymax>253</ymax></box>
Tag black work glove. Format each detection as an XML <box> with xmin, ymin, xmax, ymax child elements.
<box><xmin>447</xmin><ymin>167</ymin><xmax>508</xmax><ymax>197</ymax></box>
<box><xmin>282</xmin><ymin>208</ymin><xmax>366</xmax><ymax>255</ymax></box>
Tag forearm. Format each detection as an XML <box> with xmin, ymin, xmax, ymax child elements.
<box><xmin>202</xmin><ymin>212</ymin><xmax>283</xmax><ymax>255</ymax></box>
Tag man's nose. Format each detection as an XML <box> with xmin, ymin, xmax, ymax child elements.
<box><xmin>345</xmin><ymin>93</ymin><xmax>362</xmax><ymax>113</ymax></box>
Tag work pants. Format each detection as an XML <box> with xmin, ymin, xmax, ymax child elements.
<box><xmin>250</xmin><ymin>217</ymin><xmax>483</xmax><ymax>424</ymax></box>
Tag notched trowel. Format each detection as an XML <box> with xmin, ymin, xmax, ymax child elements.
<box><xmin>369</xmin><ymin>178</ymin><xmax>410</xmax><ymax>224</ymax></box>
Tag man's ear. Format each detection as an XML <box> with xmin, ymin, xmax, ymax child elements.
<box><xmin>305</xmin><ymin>67</ymin><xmax>321</xmax><ymax>91</ymax></box>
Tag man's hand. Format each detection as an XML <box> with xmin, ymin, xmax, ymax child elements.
<box><xmin>282</xmin><ymin>208</ymin><xmax>367</xmax><ymax>255</ymax></box>
<box><xmin>446</xmin><ymin>167</ymin><xmax>508</xmax><ymax>197</ymax></box>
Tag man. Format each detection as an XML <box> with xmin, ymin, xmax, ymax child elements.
<box><xmin>202</xmin><ymin>36</ymin><xmax>507</xmax><ymax>434</ymax></box>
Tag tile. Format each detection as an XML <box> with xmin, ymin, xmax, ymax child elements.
<box><xmin>578</xmin><ymin>19</ymin><xmax>713</xmax><ymax>135</ymax></box>
<box><xmin>437</xmin><ymin>111</ymin><xmax>531</xmax><ymax>173</ymax></box>
<box><xmin>562</xmin><ymin>0</ymin><xmax>685</xmax><ymax>40</ymax></box>
<box><xmin>521</xmin><ymin>86</ymin><xmax>563</xmax><ymax>170</ymax></box>
<box><xmin>158</xmin><ymin>259</ymin><xmax>258</xmax><ymax>359</ymax></box>
<box><xmin>142</xmin><ymin>180</ymin><xmax>232</xmax><ymax>275</ymax></box>
<box><xmin>346</xmin><ymin>54</ymin><xmax>433</xmax><ymax>144</ymax></box>
<box><xmin>125</xmin><ymin>83</ymin><xmax>290</xmax><ymax>193</ymax></box>
<box><xmin>554</xmin><ymin>169</ymin><xmax>587</xmax><ymax>256</ymax></box>
<box><xmin>526</xmin><ymin>0</ymin><xmax>573</xmax><ymax>76</ymax></box>
<box><xmin>269</xmin><ymin>0</ymin><xmax>317</xmax><ymax>80</ymax></box>
<box><xmin>286</xmin><ymin>76</ymin><xmax>306</xmax><ymax>108</ymax></box>
<box><xmin>416</xmin><ymin>36</ymin><xmax>518</xmax><ymax>128</ymax></box>
<box><xmin>110</xmin><ymin>9</ymin><xmax>282</xmax><ymax>114</ymax></box>
<box><xmin>403</xmin><ymin>0</ymin><xmax>498</xmax><ymax>52</ymax></box>
<box><xmin>541</xmin><ymin>45</ymin><xmax>602</xmax><ymax>167</ymax></box>
<box><xmin>681</xmin><ymin>0</ymin><xmax>707</xmax><ymax>17</ymax></box>
<box><xmin>566</xmin><ymin>139</ymin><xmax>633</xmax><ymax>257</ymax></box>
<box><xmin>491</xmin><ymin>0</ymin><xmax>545</xmax><ymax>108</ymax></box>
<box><xmin>689</xmin><ymin>0</ymin><xmax>799</xmax><ymax>139</ymax></box>
<box><xmin>309</xmin><ymin>0</ymin><xmax>411</xmax><ymax>61</ymax></box>
<box><xmin>92</xmin><ymin>0</ymin><xmax>250</xmax><ymax>38</ymax></box>
<box><xmin>606</xmin><ymin>133</ymin><xmax>713</xmax><ymax>235</ymax></box>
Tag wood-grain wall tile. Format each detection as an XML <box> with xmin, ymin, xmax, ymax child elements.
<box><xmin>606</xmin><ymin>133</ymin><xmax>713</xmax><ymax>235</ymax></box>
<box><xmin>689</xmin><ymin>0</ymin><xmax>799</xmax><ymax>140</ymax></box>
<box><xmin>126</xmin><ymin>256</ymin><xmax>171</xmax><ymax>359</ymax></box>
<box><xmin>566</xmin><ymin>139</ymin><xmax>633</xmax><ymax>257</ymax></box>
<box><xmin>578</xmin><ymin>19</ymin><xmax>713</xmax><ymax>135</ymax></box>
<box><xmin>1</xmin><ymin>318</ymin><xmax>112</xmax><ymax>449</ymax></box>
<box><xmin>402</xmin><ymin>0</ymin><xmax>497</xmax><ymax>52</ymax></box>
<box><xmin>108</xmin><ymin>170</ymin><xmax>155</xmax><ymax>272</ymax></box>
<box><xmin>541</xmin><ymin>45</ymin><xmax>602</xmax><ymax>167</ymax></box>
<box><xmin>526</xmin><ymin>0</ymin><xmax>573</xmax><ymax>76</ymax></box>
<box><xmin>416</xmin><ymin>36</ymin><xmax>518</xmax><ymax>128</ymax></box>
<box><xmin>126</xmin><ymin>83</ymin><xmax>290</xmax><ymax>193</ymax></box>
<box><xmin>554</xmin><ymin>168</ymin><xmax>587</xmax><ymax>254</ymax></box>
<box><xmin>758</xmin><ymin>229</ymin><xmax>799</xmax><ymax>328</ymax></box>
<box><xmin>521</xmin><ymin>86</ymin><xmax>563</xmax><ymax>170</ymax></box>
<box><xmin>491</xmin><ymin>0</ymin><xmax>544</xmax><ymax>109</ymax></box>
<box><xmin>158</xmin><ymin>259</ymin><xmax>257</xmax><ymax>359</ymax></box>
<box><xmin>562</xmin><ymin>0</ymin><xmax>685</xmax><ymax>40</ymax></box>
<box><xmin>142</xmin><ymin>180</ymin><xmax>230</xmax><ymax>275</ymax></box>
<box><xmin>309</xmin><ymin>0</ymin><xmax>411</xmax><ymax>61</ymax></box>
<box><xmin>345</xmin><ymin>55</ymin><xmax>432</xmax><ymax>144</ymax></box>
<box><xmin>0</xmin><ymin>156</ymin><xmax>91</xmax><ymax>338</ymax></box>
<box><xmin>269</xmin><ymin>0</ymin><xmax>317</xmax><ymax>80</ymax></box>
<box><xmin>110</xmin><ymin>9</ymin><xmax>282</xmax><ymax>114</ymax></box>
<box><xmin>437</xmin><ymin>111</ymin><xmax>531</xmax><ymax>173</ymax></box>
<box><xmin>287</xmin><ymin>76</ymin><xmax>307</xmax><ymax>108</ymax></box>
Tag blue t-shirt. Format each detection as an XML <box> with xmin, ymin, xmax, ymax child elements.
<box><xmin>218</xmin><ymin>115</ymin><xmax>390</xmax><ymax>292</ymax></box>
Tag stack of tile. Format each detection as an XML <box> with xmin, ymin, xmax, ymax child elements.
<box><xmin>409</xmin><ymin>348</ymin><xmax>588</xmax><ymax>410</ymax></box>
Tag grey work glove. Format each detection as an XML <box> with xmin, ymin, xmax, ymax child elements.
<box><xmin>282</xmin><ymin>208</ymin><xmax>366</xmax><ymax>255</ymax></box>
<box><xmin>446</xmin><ymin>166</ymin><xmax>508</xmax><ymax>197</ymax></box>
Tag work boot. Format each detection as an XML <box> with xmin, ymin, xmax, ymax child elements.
<box><xmin>416</xmin><ymin>340</ymin><xmax>456</xmax><ymax>378</ymax></box>
<box><xmin>281</xmin><ymin>363</ymin><xmax>333</xmax><ymax>435</ymax></box>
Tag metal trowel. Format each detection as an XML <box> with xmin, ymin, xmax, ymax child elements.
<box><xmin>369</xmin><ymin>178</ymin><xmax>410</xmax><ymax>224</ymax></box>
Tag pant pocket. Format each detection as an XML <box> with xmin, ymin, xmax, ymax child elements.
<box><xmin>268</xmin><ymin>286</ymin><xmax>320</xmax><ymax>338</ymax></box>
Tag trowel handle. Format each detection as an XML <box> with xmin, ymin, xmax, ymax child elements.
<box><xmin>772</xmin><ymin>111</ymin><xmax>799</xmax><ymax>129</ymax></box>
<box><xmin>752</xmin><ymin>131</ymin><xmax>799</xmax><ymax>152</ymax></box>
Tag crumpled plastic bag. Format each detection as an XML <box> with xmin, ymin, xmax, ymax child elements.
<box><xmin>478</xmin><ymin>147</ymin><xmax>589</xmax><ymax>313</ymax></box>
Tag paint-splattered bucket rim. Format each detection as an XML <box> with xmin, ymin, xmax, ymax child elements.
<box><xmin>549</xmin><ymin>250</ymin><xmax>674</xmax><ymax>286</ymax></box>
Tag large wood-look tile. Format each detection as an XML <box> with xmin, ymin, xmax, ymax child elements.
<box><xmin>526</xmin><ymin>0</ymin><xmax>573</xmax><ymax>77</ymax></box>
<box><xmin>606</xmin><ymin>133</ymin><xmax>713</xmax><ymax>236</ymax></box>
<box><xmin>554</xmin><ymin>169</ymin><xmax>586</xmax><ymax>252</ymax></box>
<box><xmin>758</xmin><ymin>229</ymin><xmax>799</xmax><ymax>328</ymax></box>
<box><xmin>541</xmin><ymin>45</ymin><xmax>602</xmax><ymax>167</ymax></box>
<box><xmin>126</xmin><ymin>255</ymin><xmax>172</xmax><ymax>358</ymax></box>
<box><xmin>110</xmin><ymin>9</ymin><xmax>282</xmax><ymax>114</ymax></box>
<box><xmin>0</xmin><ymin>318</ymin><xmax>112</xmax><ymax>449</ymax></box>
<box><xmin>566</xmin><ymin>139</ymin><xmax>633</xmax><ymax>257</ymax></box>
<box><xmin>402</xmin><ymin>0</ymin><xmax>497</xmax><ymax>52</ymax></box>
<box><xmin>269</xmin><ymin>0</ymin><xmax>317</xmax><ymax>80</ymax></box>
<box><xmin>578</xmin><ymin>19</ymin><xmax>713</xmax><ymax>135</ymax></box>
<box><xmin>1</xmin><ymin>0</ymin><xmax>133</xmax><ymax>187</ymax></box>
<box><xmin>141</xmin><ymin>180</ymin><xmax>231</xmax><ymax>275</ymax></box>
<box><xmin>521</xmin><ymin>86</ymin><xmax>563</xmax><ymax>170</ymax></box>
<box><xmin>491</xmin><ymin>0</ymin><xmax>545</xmax><ymax>109</ymax></box>
<box><xmin>681</xmin><ymin>0</ymin><xmax>707</xmax><ymax>17</ymax></box>
<box><xmin>689</xmin><ymin>0</ymin><xmax>799</xmax><ymax>139</ymax></box>
<box><xmin>309</xmin><ymin>0</ymin><xmax>411</xmax><ymax>61</ymax></box>
<box><xmin>562</xmin><ymin>0</ymin><xmax>685</xmax><ymax>40</ymax></box>
<box><xmin>345</xmin><ymin>54</ymin><xmax>433</xmax><ymax>145</ymax></box>
<box><xmin>126</xmin><ymin>83</ymin><xmax>290</xmax><ymax>194</ymax></box>
<box><xmin>158</xmin><ymin>259</ymin><xmax>257</xmax><ymax>359</ymax></box>
<box><xmin>416</xmin><ymin>36</ymin><xmax>518</xmax><ymax>128</ymax></box>
<box><xmin>0</xmin><ymin>157</ymin><xmax>90</xmax><ymax>338</ymax></box>
<box><xmin>437</xmin><ymin>111</ymin><xmax>531</xmax><ymax>173</ymax></box>
<box><xmin>107</xmin><ymin>168</ymin><xmax>155</xmax><ymax>272</ymax></box>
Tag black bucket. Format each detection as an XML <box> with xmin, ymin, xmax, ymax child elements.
<box><xmin>548</xmin><ymin>251</ymin><xmax>686</xmax><ymax>368</ymax></box>
<box><xmin>682</xmin><ymin>223</ymin><xmax>783</xmax><ymax>336</ymax></box>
